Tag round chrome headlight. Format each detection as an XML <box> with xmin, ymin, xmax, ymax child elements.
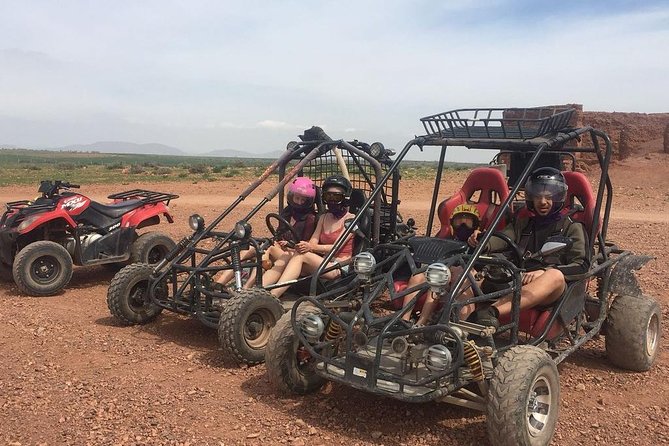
<box><xmin>369</xmin><ymin>142</ymin><xmax>385</xmax><ymax>158</ymax></box>
<box><xmin>233</xmin><ymin>221</ymin><xmax>250</xmax><ymax>239</ymax></box>
<box><xmin>188</xmin><ymin>214</ymin><xmax>205</xmax><ymax>233</ymax></box>
<box><xmin>300</xmin><ymin>314</ymin><xmax>325</xmax><ymax>341</ymax></box>
<box><xmin>425</xmin><ymin>344</ymin><xmax>453</xmax><ymax>372</ymax></box>
<box><xmin>426</xmin><ymin>263</ymin><xmax>451</xmax><ymax>291</ymax></box>
<box><xmin>353</xmin><ymin>252</ymin><xmax>376</xmax><ymax>277</ymax></box>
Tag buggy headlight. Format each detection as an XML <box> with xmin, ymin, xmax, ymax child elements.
<box><xmin>189</xmin><ymin>214</ymin><xmax>205</xmax><ymax>233</ymax></box>
<box><xmin>300</xmin><ymin>314</ymin><xmax>325</xmax><ymax>342</ymax></box>
<box><xmin>286</xmin><ymin>141</ymin><xmax>299</xmax><ymax>151</ymax></box>
<box><xmin>426</xmin><ymin>263</ymin><xmax>451</xmax><ymax>293</ymax></box>
<box><xmin>369</xmin><ymin>142</ymin><xmax>385</xmax><ymax>158</ymax></box>
<box><xmin>353</xmin><ymin>252</ymin><xmax>376</xmax><ymax>280</ymax></box>
<box><xmin>233</xmin><ymin>221</ymin><xmax>251</xmax><ymax>240</ymax></box>
<box><xmin>425</xmin><ymin>344</ymin><xmax>452</xmax><ymax>372</ymax></box>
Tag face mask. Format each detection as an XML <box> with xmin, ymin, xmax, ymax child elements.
<box><xmin>326</xmin><ymin>201</ymin><xmax>348</xmax><ymax>218</ymax></box>
<box><xmin>454</xmin><ymin>223</ymin><xmax>475</xmax><ymax>242</ymax></box>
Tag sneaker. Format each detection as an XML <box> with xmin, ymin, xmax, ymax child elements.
<box><xmin>473</xmin><ymin>306</ymin><xmax>500</xmax><ymax>331</ymax></box>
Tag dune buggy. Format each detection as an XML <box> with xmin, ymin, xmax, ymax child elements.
<box><xmin>266</xmin><ymin>108</ymin><xmax>662</xmax><ymax>446</ymax></box>
<box><xmin>0</xmin><ymin>180</ymin><xmax>178</xmax><ymax>296</ymax></box>
<box><xmin>107</xmin><ymin>127</ymin><xmax>414</xmax><ymax>365</ymax></box>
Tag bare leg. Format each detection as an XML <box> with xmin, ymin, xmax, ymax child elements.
<box><xmin>493</xmin><ymin>268</ymin><xmax>566</xmax><ymax>316</ymax></box>
<box><xmin>270</xmin><ymin>253</ymin><xmax>341</xmax><ymax>299</ymax></box>
<box><xmin>216</xmin><ymin>246</ymin><xmax>257</xmax><ymax>285</ymax></box>
<box><xmin>401</xmin><ymin>273</ymin><xmax>427</xmax><ymax>321</ymax></box>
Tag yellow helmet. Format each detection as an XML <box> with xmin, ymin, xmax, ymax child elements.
<box><xmin>450</xmin><ymin>204</ymin><xmax>481</xmax><ymax>231</ymax></box>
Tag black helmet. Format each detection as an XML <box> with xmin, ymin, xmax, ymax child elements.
<box><xmin>525</xmin><ymin>167</ymin><xmax>568</xmax><ymax>213</ymax></box>
<box><xmin>322</xmin><ymin>174</ymin><xmax>352</xmax><ymax>198</ymax></box>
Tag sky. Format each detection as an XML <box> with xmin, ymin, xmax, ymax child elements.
<box><xmin>1</xmin><ymin>0</ymin><xmax>668</xmax><ymax>162</ymax></box>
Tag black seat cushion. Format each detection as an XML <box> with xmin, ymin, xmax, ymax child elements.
<box><xmin>89</xmin><ymin>200</ymin><xmax>144</xmax><ymax>218</ymax></box>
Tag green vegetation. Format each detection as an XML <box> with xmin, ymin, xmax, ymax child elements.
<box><xmin>0</xmin><ymin>148</ymin><xmax>479</xmax><ymax>187</ymax></box>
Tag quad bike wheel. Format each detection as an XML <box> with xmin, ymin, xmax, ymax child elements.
<box><xmin>130</xmin><ymin>232</ymin><xmax>176</xmax><ymax>264</ymax></box>
<box><xmin>107</xmin><ymin>263</ymin><xmax>163</xmax><ymax>325</ymax></box>
<box><xmin>605</xmin><ymin>294</ymin><xmax>661</xmax><ymax>372</ymax></box>
<box><xmin>487</xmin><ymin>345</ymin><xmax>559</xmax><ymax>446</ymax></box>
<box><xmin>265</xmin><ymin>306</ymin><xmax>326</xmax><ymax>394</ymax></box>
<box><xmin>218</xmin><ymin>288</ymin><xmax>284</xmax><ymax>365</ymax></box>
<box><xmin>12</xmin><ymin>241</ymin><xmax>74</xmax><ymax>296</ymax></box>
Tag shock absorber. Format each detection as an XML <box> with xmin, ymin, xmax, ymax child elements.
<box><xmin>463</xmin><ymin>340</ymin><xmax>485</xmax><ymax>382</ymax></box>
<box><xmin>324</xmin><ymin>319</ymin><xmax>342</xmax><ymax>341</ymax></box>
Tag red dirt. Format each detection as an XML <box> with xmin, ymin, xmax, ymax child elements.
<box><xmin>1</xmin><ymin>156</ymin><xmax>668</xmax><ymax>446</ymax></box>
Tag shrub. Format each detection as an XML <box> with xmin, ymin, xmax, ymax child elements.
<box><xmin>178</xmin><ymin>172</ymin><xmax>188</xmax><ymax>178</ymax></box>
<box><xmin>223</xmin><ymin>168</ymin><xmax>239</xmax><ymax>178</ymax></box>
<box><xmin>129</xmin><ymin>164</ymin><xmax>145</xmax><ymax>174</ymax></box>
<box><xmin>106</xmin><ymin>162</ymin><xmax>125</xmax><ymax>170</ymax></box>
<box><xmin>26</xmin><ymin>165</ymin><xmax>42</xmax><ymax>171</ymax></box>
<box><xmin>188</xmin><ymin>164</ymin><xmax>209</xmax><ymax>174</ymax></box>
<box><xmin>155</xmin><ymin>167</ymin><xmax>172</xmax><ymax>175</ymax></box>
<box><xmin>212</xmin><ymin>165</ymin><xmax>225</xmax><ymax>173</ymax></box>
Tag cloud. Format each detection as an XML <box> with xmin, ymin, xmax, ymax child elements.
<box><xmin>0</xmin><ymin>1</ymin><xmax>667</xmax><ymax>161</ymax></box>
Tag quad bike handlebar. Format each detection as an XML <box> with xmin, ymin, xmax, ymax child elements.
<box><xmin>38</xmin><ymin>180</ymin><xmax>80</xmax><ymax>199</ymax></box>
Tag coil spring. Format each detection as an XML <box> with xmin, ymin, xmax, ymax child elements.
<box><xmin>325</xmin><ymin>320</ymin><xmax>342</xmax><ymax>341</ymax></box>
<box><xmin>463</xmin><ymin>341</ymin><xmax>484</xmax><ymax>382</ymax></box>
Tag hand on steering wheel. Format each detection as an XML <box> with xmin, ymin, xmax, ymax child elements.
<box><xmin>265</xmin><ymin>213</ymin><xmax>300</xmax><ymax>249</ymax></box>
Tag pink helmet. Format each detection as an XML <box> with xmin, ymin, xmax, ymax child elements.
<box><xmin>287</xmin><ymin>176</ymin><xmax>316</xmax><ymax>210</ymax></box>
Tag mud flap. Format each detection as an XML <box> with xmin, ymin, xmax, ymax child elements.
<box><xmin>609</xmin><ymin>255</ymin><xmax>653</xmax><ymax>297</ymax></box>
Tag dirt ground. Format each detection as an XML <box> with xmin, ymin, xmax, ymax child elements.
<box><xmin>1</xmin><ymin>154</ymin><xmax>668</xmax><ymax>446</ymax></box>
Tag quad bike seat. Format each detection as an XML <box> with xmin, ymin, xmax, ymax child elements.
<box><xmin>436</xmin><ymin>167</ymin><xmax>509</xmax><ymax>238</ymax></box>
<box><xmin>89</xmin><ymin>199</ymin><xmax>144</xmax><ymax>218</ymax></box>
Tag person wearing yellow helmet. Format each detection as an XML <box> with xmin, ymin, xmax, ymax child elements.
<box><xmin>401</xmin><ymin>204</ymin><xmax>480</xmax><ymax>325</ymax></box>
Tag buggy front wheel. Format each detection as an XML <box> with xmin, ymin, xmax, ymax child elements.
<box><xmin>218</xmin><ymin>288</ymin><xmax>284</xmax><ymax>365</ymax></box>
<box><xmin>265</xmin><ymin>306</ymin><xmax>326</xmax><ymax>395</ymax></box>
<box><xmin>107</xmin><ymin>263</ymin><xmax>163</xmax><ymax>325</ymax></box>
<box><xmin>486</xmin><ymin>345</ymin><xmax>559</xmax><ymax>446</ymax></box>
<box><xmin>605</xmin><ymin>294</ymin><xmax>661</xmax><ymax>372</ymax></box>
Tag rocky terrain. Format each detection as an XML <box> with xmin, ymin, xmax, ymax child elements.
<box><xmin>1</xmin><ymin>154</ymin><xmax>668</xmax><ymax>445</ymax></box>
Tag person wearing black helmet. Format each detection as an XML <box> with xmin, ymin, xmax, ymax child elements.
<box><xmin>264</xmin><ymin>174</ymin><xmax>355</xmax><ymax>298</ymax></box>
<box><xmin>468</xmin><ymin>167</ymin><xmax>589</xmax><ymax>329</ymax></box>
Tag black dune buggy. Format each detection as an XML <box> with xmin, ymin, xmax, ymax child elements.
<box><xmin>266</xmin><ymin>108</ymin><xmax>662</xmax><ymax>446</ymax></box>
<box><xmin>107</xmin><ymin>127</ymin><xmax>414</xmax><ymax>365</ymax></box>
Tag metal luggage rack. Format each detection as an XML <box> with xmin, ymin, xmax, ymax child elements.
<box><xmin>5</xmin><ymin>200</ymin><xmax>56</xmax><ymax>213</ymax></box>
<box><xmin>107</xmin><ymin>189</ymin><xmax>179</xmax><ymax>205</ymax></box>
<box><xmin>420</xmin><ymin>107</ymin><xmax>575</xmax><ymax>140</ymax></box>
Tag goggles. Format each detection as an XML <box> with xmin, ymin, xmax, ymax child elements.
<box><xmin>323</xmin><ymin>191</ymin><xmax>346</xmax><ymax>203</ymax></box>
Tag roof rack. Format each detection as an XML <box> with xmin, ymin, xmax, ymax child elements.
<box><xmin>420</xmin><ymin>107</ymin><xmax>575</xmax><ymax>140</ymax></box>
<box><xmin>107</xmin><ymin>189</ymin><xmax>179</xmax><ymax>205</ymax></box>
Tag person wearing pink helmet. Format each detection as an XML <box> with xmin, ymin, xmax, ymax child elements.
<box><xmin>214</xmin><ymin>176</ymin><xmax>318</xmax><ymax>288</ymax></box>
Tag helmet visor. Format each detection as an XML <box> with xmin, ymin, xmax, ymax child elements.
<box><xmin>525</xmin><ymin>179</ymin><xmax>567</xmax><ymax>202</ymax></box>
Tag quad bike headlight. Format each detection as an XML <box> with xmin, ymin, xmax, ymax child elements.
<box><xmin>353</xmin><ymin>252</ymin><xmax>376</xmax><ymax>281</ymax></box>
<box><xmin>233</xmin><ymin>221</ymin><xmax>251</xmax><ymax>240</ymax></box>
<box><xmin>425</xmin><ymin>344</ymin><xmax>453</xmax><ymax>372</ymax></box>
<box><xmin>426</xmin><ymin>263</ymin><xmax>451</xmax><ymax>293</ymax></box>
<box><xmin>300</xmin><ymin>314</ymin><xmax>325</xmax><ymax>342</ymax></box>
<box><xmin>17</xmin><ymin>215</ymin><xmax>40</xmax><ymax>232</ymax></box>
<box><xmin>189</xmin><ymin>214</ymin><xmax>205</xmax><ymax>233</ymax></box>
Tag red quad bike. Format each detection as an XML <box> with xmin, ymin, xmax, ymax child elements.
<box><xmin>0</xmin><ymin>180</ymin><xmax>178</xmax><ymax>296</ymax></box>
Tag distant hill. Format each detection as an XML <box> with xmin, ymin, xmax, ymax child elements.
<box><xmin>203</xmin><ymin>149</ymin><xmax>284</xmax><ymax>159</ymax></box>
<box><xmin>60</xmin><ymin>141</ymin><xmax>186</xmax><ymax>156</ymax></box>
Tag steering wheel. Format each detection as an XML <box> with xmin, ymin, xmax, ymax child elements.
<box><xmin>265</xmin><ymin>213</ymin><xmax>300</xmax><ymax>249</ymax></box>
<box><xmin>489</xmin><ymin>231</ymin><xmax>525</xmax><ymax>267</ymax></box>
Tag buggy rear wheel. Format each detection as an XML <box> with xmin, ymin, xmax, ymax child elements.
<box><xmin>218</xmin><ymin>288</ymin><xmax>284</xmax><ymax>365</ymax></box>
<box><xmin>605</xmin><ymin>294</ymin><xmax>661</xmax><ymax>371</ymax></box>
<box><xmin>487</xmin><ymin>345</ymin><xmax>559</xmax><ymax>446</ymax></box>
<box><xmin>265</xmin><ymin>306</ymin><xmax>326</xmax><ymax>395</ymax></box>
<box><xmin>107</xmin><ymin>263</ymin><xmax>163</xmax><ymax>325</ymax></box>
<box><xmin>130</xmin><ymin>232</ymin><xmax>176</xmax><ymax>264</ymax></box>
<box><xmin>12</xmin><ymin>241</ymin><xmax>73</xmax><ymax>296</ymax></box>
